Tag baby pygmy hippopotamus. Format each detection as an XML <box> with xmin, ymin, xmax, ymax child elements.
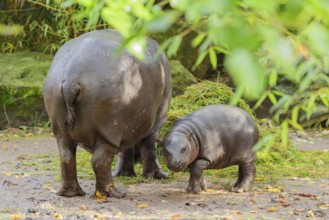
<box><xmin>162</xmin><ymin>104</ymin><xmax>259</xmax><ymax>193</ymax></box>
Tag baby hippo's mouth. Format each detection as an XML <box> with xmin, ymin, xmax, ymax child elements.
<box><xmin>166</xmin><ymin>161</ymin><xmax>187</xmax><ymax>172</ymax></box>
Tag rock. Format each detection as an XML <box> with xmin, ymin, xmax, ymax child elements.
<box><xmin>169</xmin><ymin>60</ymin><xmax>198</xmax><ymax>96</ymax></box>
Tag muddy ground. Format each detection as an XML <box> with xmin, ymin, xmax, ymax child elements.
<box><xmin>0</xmin><ymin>130</ymin><xmax>328</xmax><ymax>220</ymax></box>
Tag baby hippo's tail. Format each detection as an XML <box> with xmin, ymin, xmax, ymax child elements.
<box><xmin>61</xmin><ymin>80</ymin><xmax>80</xmax><ymax>130</ymax></box>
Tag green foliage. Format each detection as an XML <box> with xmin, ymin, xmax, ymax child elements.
<box><xmin>65</xmin><ymin>0</ymin><xmax>329</xmax><ymax>132</ymax></box>
<box><xmin>0</xmin><ymin>0</ymin><xmax>97</xmax><ymax>53</ymax></box>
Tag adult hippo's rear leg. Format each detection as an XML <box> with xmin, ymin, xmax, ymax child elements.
<box><xmin>54</xmin><ymin>127</ymin><xmax>86</xmax><ymax>197</ymax></box>
<box><xmin>141</xmin><ymin>132</ymin><xmax>168</xmax><ymax>179</ymax></box>
<box><xmin>92</xmin><ymin>143</ymin><xmax>126</xmax><ymax>198</ymax></box>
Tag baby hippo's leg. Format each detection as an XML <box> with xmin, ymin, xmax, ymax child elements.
<box><xmin>232</xmin><ymin>161</ymin><xmax>256</xmax><ymax>193</ymax></box>
<box><xmin>187</xmin><ymin>159</ymin><xmax>210</xmax><ymax>194</ymax></box>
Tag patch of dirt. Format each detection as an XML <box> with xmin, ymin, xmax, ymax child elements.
<box><xmin>0</xmin><ymin>131</ymin><xmax>328</xmax><ymax>219</ymax></box>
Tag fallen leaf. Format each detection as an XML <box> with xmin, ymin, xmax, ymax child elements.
<box><xmin>282</xmin><ymin>203</ymin><xmax>291</xmax><ymax>207</ymax></box>
<box><xmin>24</xmin><ymin>133</ymin><xmax>33</xmax><ymax>137</ymax></box>
<box><xmin>115</xmin><ymin>211</ymin><xmax>123</xmax><ymax>217</ymax></box>
<box><xmin>294</xmin><ymin>193</ymin><xmax>318</xmax><ymax>199</ymax></box>
<box><xmin>307</xmin><ymin>210</ymin><xmax>315</xmax><ymax>218</ymax></box>
<box><xmin>43</xmin><ymin>185</ymin><xmax>57</xmax><ymax>193</ymax></box>
<box><xmin>2</xmin><ymin>143</ymin><xmax>8</xmax><ymax>150</ymax></box>
<box><xmin>79</xmin><ymin>204</ymin><xmax>87</xmax><ymax>211</ymax></box>
<box><xmin>207</xmin><ymin>188</ymin><xmax>216</xmax><ymax>193</ymax></box>
<box><xmin>267</xmin><ymin>207</ymin><xmax>278</xmax><ymax>212</ymax></box>
<box><xmin>136</xmin><ymin>203</ymin><xmax>149</xmax><ymax>209</ymax></box>
<box><xmin>265</xmin><ymin>185</ymin><xmax>283</xmax><ymax>193</ymax></box>
<box><xmin>52</xmin><ymin>212</ymin><xmax>63</xmax><ymax>220</ymax></box>
<box><xmin>10</xmin><ymin>214</ymin><xmax>23</xmax><ymax>220</ymax></box>
<box><xmin>232</xmin><ymin>210</ymin><xmax>242</xmax><ymax>215</ymax></box>
<box><xmin>228</xmin><ymin>202</ymin><xmax>236</xmax><ymax>205</ymax></box>
<box><xmin>255</xmin><ymin>177</ymin><xmax>265</xmax><ymax>181</ymax></box>
<box><xmin>171</xmin><ymin>214</ymin><xmax>181</xmax><ymax>220</ymax></box>
<box><xmin>250</xmin><ymin>210</ymin><xmax>258</xmax><ymax>214</ymax></box>
<box><xmin>4</xmin><ymin>172</ymin><xmax>12</xmax><ymax>177</ymax></box>
<box><xmin>95</xmin><ymin>190</ymin><xmax>108</xmax><ymax>201</ymax></box>
<box><xmin>318</xmin><ymin>203</ymin><xmax>329</xmax><ymax>209</ymax></box>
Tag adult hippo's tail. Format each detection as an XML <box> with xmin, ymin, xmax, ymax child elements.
<box><xmin>61</xmin><ymin>80</ymin><xmax>80</xmax><ymax>130</ymax></box>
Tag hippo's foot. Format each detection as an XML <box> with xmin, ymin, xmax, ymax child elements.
<box><xmin>112</xmin><ymin>168</ymin><xmax>136</xmax><ymax>177</ymax></box>
<box><xmin>96</xmin><ymin>184</ymin><xmax>127</xmax><ymax>198</ymax></box>
<box><xmin>57</xmin><ymin>183</ymin><xmax>86</xmax><ymax>197</ymax></box>
<box><xmin>186</xmin><ymin>178</ymin><xmax>207</xmax><ymax>194</ymax></box>
<box><xmin>113</xmin><ymin>150</ymin><xmax>136</xmax><ymax>177</ymax></box>
<box><xmin>143</xmin><ymin>168</ymin><xmax>168</xmax><ymax>179</ymax></box>
<box><xmin>231</xmin><ymin>181</ymin><xmax>252</xmax><ymax>193</ymax></box>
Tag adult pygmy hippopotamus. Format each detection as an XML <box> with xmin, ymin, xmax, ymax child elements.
<box><xmin>43</xmin><ymin>29</ymin><xmax>172</xmax><ymax>198</ymax></box>
<box><xmin>162</xmin><ymin>104</ymin><xmax>258</xmax><ymax>193</ymax></box>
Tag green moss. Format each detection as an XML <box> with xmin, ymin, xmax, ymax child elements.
<box><xmin>0</xmin><ymin>51</ymin><xmax>52</xmax><ymax>128</ymax></box>
<box><xmin>0</xmin><ymin>51</ymin><xmax>52</xmax><ymax>87</ymax></box>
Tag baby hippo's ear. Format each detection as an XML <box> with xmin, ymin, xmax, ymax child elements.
<box><xmin>187</xmin><ymin>132</ymin><xmax>193</xmax><ymax>141</ymax></box>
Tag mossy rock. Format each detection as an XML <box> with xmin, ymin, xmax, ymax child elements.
<box><xmin>160</xmin><ymin>80</ymin><xmax>253</xmax><ymax>136</ymax></box>
<box><xmin>169</xmin><ymin>60</ymin><xmax>198</xmax><ymax>96</ymax></box>
<box><xmin>0</xmin><ymin>51</ymin><xmax>52</xmax><ymax>129</ymax></box>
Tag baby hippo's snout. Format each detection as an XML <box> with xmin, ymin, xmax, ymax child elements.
<box><xmin>163</xmin><ymin>148</ymin><xmax>187</xmax><ymax>172</ymax></box>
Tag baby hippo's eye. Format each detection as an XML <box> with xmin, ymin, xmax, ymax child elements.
<box><xmin>180</xmin><ymin>146</ymin><xmax>187</xmax><ymax>154</ymax></box>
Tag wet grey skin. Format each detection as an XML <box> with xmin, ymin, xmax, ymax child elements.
<box><xmin>162</xmin><ymin>104</ymin><xmax>259</xmax><ymax>194</ymax></box>
<box><xmin>43</xmin><ymin>29</ymin><xmax>172</xmax><ymax>198</ymax></box>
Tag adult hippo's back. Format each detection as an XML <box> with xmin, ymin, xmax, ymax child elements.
<box><xmin>43</xmin><ymin>29</ymin><xmax>172</xmax><ymax>198</ymax></box>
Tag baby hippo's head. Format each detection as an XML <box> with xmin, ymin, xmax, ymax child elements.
<box><xmin>162</xmin><ymin>132</ymin><xmax>196</xmax><ymax>172</ymax></box>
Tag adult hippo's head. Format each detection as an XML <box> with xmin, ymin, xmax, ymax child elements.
<box><xmin>162</xmin><ymin>131</ymin><xmax>198</xmax><ymax>172</ymax></box>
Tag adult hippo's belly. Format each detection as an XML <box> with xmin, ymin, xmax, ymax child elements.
<box><xmin>43</xmin><ymin>29</ymin><xmax>172</xmax><ymax>198</ymax></box>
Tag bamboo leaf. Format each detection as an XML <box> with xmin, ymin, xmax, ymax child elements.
<box><xmin>268</xmin><ymin>92</ymin><xmax>277</xmax><ymax>105</ymax></box>
<box><xmin>167</xmin><ymin>35</ymin><xmax>182</xmax><ymax>58</ymax></box>
<box><xmin>192</xmin><ymin>50</ymin><xmax>208</xmax><ymax>70</ymax></box>
<box><xmin>281</xmin><ymin>120</ymin><xmax>289</xmax><ymax>146</ymax></box>
<box><xmin>291</xmin><ymin>106</ymin><xmax>299</xmax><ymax>122</ymax></box>
<box><xmin>209</xmin><ymin>48</ymin><xmax>217</xmax><ymax>69</ymax></box>
<box><xmin>192</xmin><ymin>33</ymin><xmax>206</xmax><ymax>48</ymax></box>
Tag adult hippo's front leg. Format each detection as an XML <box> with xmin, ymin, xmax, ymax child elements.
<box><xmin>187</xmin><ymin>159</ymin><xmax>210</xmax><ymax>193</ymax></box>
<box><xmin>92</xmin><ymin>144</ymin><xmax>126</xmax><ymax>198</ymax></box>
<box><xmin>141</xmin><ymin>132</ymin><xmax>168</xmax><ymax>179</ymax></box>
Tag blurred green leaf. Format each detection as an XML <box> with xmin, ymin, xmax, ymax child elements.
<box><xmin>192</xmin><ymin>33</ymin><xmax>206</xmax><ymax>48</ymax></box>
<box><xmin>225</xmin><ymin>49</ymin><xmax>266</xmax><ymax>100</ymax></box>
<box><xmin>146</xmin><ymin>11</ymin><xmax>181</xmax><ymax>32</ymax></box>
<box><xmin>304</xmin><ymin>23</ymin><xmax>329</xmax><ymax>56</ymax></box>
<box><xmin>209</xmin><ymin>48</ymin><xmax>217</xmax><ymax>69</ymax></box>
<box><xmin>268</xmin><ymin>69</ymin><xmax>278</xmax><ymax>87</ymax></box>
<box><xmin>167</xmin><ymin>35</ymin><xmax>182</xmax><ymax>58</ymax></box>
